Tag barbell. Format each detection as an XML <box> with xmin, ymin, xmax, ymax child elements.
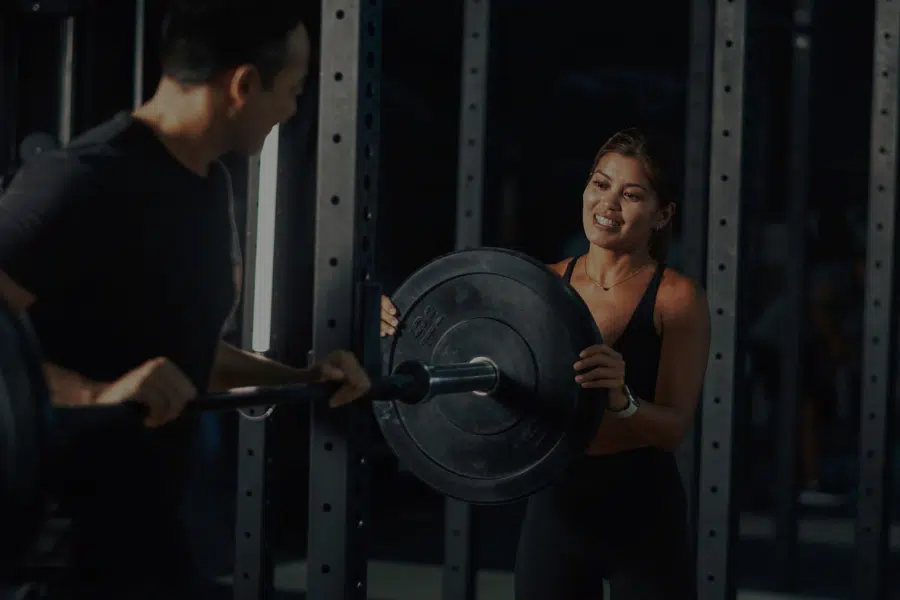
<box><xmin>0</xmin><ymin>247</ymin><xmax>608</xmax><ymax>572</ymax></box>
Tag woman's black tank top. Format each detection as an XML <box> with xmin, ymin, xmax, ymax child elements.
<box><xmin>563</xmin><ymin>257</ymin><xmax>665</xmax><ymax>402</ymax></box>
<box><xmin>549</xmin><ymin>258</ymin><xmax>685</xmax><ymax>514</ymax></box>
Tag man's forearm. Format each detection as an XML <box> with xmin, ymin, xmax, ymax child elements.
<box><xmin>208</xmin><ymin>341</ymin><xmax>314</xmax><ymax>391</ymax></box>
<box><xmin>44</xmin><ymin>363</ymin><xmax>102</xmax><ymax>407</ymax></box>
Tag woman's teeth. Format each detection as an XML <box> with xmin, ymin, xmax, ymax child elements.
<box><xmin>595</xmin><ymin>215</ymin><xmax>619</xmax><ymax>228</ymax></box>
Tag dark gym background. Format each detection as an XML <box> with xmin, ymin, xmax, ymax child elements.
<box><xmin>1</xmin><ymin>0</ymin><xmax>896</xmax><ymax>598</ymax></box>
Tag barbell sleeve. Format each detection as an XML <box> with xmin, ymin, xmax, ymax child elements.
<box><xmin>389</xmin><ymin>358</ymin><xmax>499</xmax><ymax>402</ymax></box>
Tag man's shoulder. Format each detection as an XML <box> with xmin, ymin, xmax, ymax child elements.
<box><xmin>68</xmin><ymin>111</ymin><xmax>137</xmax><ymax>151</ymax></box>
<box><xmin>15</xmin><ymin>114</ymin><xmax>142</xmax><ymax>195</ymax></box>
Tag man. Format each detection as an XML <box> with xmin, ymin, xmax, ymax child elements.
<box><xmin>0</xmin><ymin>2</ymin><xmax>367</xmax><ymax>598</ymax></box>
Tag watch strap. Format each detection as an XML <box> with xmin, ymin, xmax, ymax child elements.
<box><xmin>608</xmin><ymin>385</ymin><xmax>639</xmax><ymax>419</ymax></box>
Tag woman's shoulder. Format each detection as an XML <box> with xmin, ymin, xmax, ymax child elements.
<box><xmin>546</xmin><ymin>257</ymin><xmax>577</xmax><ymax>277</ymax></box>
<box><xmin>657</xmin><ymin>267</ymin><xmax>707</xmax><ymax>317</ymax></box>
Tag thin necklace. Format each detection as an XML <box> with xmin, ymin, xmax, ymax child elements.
<box><xmin>583</xmin><ymin>258</ymin><xmax>651</xmax><ymax>291</ymax></box>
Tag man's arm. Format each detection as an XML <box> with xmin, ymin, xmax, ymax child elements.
<box><xmin>0</xmin><ymin>152</ymin><xmax>111</xmax><ymax>407</ymax></box>
<box><xmin>208</xmin><ymin>341</ymin><xmax>320</xmax><ymax>391</ymax></box>
<box><xmin>0</xmin><ymin>270</ymin><xmax>104</xmax><ymax>406</ymax></box>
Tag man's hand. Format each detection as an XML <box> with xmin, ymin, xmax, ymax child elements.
<box><xmin>380</xmin><ymin>295</ymin><xmax>399</xmax><ymax>336</ymax></box>
<box><xmin>310</xmin><ymin>350</ymin><xmax>372</xmax><ymax>407</ymax></box>
<box><xmin>93</xmin><ymin>357</ymin><xmax>197</xmax><ymax>427</ymax></box>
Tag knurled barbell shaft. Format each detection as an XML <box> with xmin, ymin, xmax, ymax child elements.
<box><xmin>184</xmin><ymin>358</ymin><xmax>499</xmax><ymax>413</ymax></box>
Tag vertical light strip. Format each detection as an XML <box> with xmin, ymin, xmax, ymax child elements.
<box><xmin>250</xmin><ymin>125</ymin><xmax>280</xmax><ymax>353</ymax></box>
<box><xmin>58</xmin><ymin>17</ymin><xmax>76</xmax><ymax>145</ymax></box>
<box><xmin>133</xmin><ymin>0</ymin><xmax>145</xmax><ymax>109</ymax></box>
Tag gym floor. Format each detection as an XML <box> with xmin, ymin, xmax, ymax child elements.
<box><xmin>181</xmin><ymin>441</ymin><xmax>900</xmax><ymax>600</ymax></box>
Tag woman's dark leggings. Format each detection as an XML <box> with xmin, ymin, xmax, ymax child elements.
<box><xmin>514</xmin><ymin>449</ymin><xmax>696</xmax><ymax>600</ymax></box>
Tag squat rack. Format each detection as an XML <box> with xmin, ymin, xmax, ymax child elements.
<box><xmin>201</xmin><ymin>1</ymin><xmax>897</xmax><ymax>599</ymax></box>
<box><xmin>1</xmin><ymin>1</ymin><xmax>896</xmax><ymax>599</ymax></box>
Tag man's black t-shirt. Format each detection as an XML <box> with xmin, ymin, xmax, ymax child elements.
<box><xmin>0</xmin><ymin>112</ymin><xmax>239</xmax><ymax>591</ymax></box>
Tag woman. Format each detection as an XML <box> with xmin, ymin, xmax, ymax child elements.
<box><xmin>381</xmin><ymin>128</ymin><xmax>710</xmax><ymax>599</ymax></box>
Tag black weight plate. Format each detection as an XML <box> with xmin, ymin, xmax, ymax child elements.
<box><xmin>0</xmin><ymin>298</ymin><xmax>51</xmax><ymax>576</ymax></box>
<box><xmin>374</xmin><ymin>248</ymin><xmax>607</xmax><ymax>505</ymax></box>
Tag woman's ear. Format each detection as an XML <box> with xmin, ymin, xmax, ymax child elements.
<box><xmin>657</xmin><ymin>202</ymin><xmax>676</xmax><ymax>230</ymax></box>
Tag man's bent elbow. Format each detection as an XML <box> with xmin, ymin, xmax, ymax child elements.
<box><xmin>0</xmin><ymin>269</ymin><xmax>35</xmax><ymax>312</ymax></box>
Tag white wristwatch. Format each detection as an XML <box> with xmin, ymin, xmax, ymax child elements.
<box><xmin>607</xmin><ymin>385</ymin><xmax>640</xmax><ymax>419</ymax></box>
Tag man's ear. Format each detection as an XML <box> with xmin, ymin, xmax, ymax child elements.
<box><xmin>224</xmin><ymin>65</ymin><xmax>260</xmax><ymax>115</ymax></box>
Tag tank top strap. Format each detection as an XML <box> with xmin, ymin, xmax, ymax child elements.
<box><xmin>563</xmin><ymin>256</ymin><xmax>580</xmax><ymax>282</ymax></box>
<box><xmin>632</xmin><ymin>262</ymin><xmax>666</xmax><ymax>321</ymax></box>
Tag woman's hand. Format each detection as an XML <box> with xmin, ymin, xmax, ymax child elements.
<box><xmin>381</xmin><ymin>296</ymin><xmax>399</xmax><ymax>336</ymax></box>
<box><xmin>574</xmin><ymin>344</ymin><xmax>628</xmax><ymax>410</ymax></box>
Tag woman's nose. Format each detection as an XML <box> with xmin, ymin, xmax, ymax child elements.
<box><xmin>600</xmin><ymin>192</ymin><xmax>620</xmax><ymax>209</ymax></box>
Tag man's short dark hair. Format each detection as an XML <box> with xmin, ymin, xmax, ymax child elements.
<box><xmin>160</xmin><ymin>0</ymin><xmax>312</xmax><ymax>89</ymax></box>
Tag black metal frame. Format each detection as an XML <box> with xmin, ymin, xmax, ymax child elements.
<box><xmin>855</xmin><ymin>2</ymin><xmax>898</xmax><ymax>597</ymax></box>
<box><xmin>454</xmin><ymin>0</ymin><xmax>490</xmax><ymax>252</ymax></box>
<box><xmin>696</xmin><ymin>1</ymin><xmax>747</xmax><ymax>598</ymax></box>
<box><xmin>0</xmin><ymin>13</ymin><xmax>21</xmax><ymax>190</ymax></box>
<box><xmin>677</xmin><ymin>0</ymin><xmax>714</xmax><ymax>553</ymax></box>
<box><xmin>307</xmin><ymin>1</ymin><xmax>382</xmax><ymax>599</ymax></box>
<box><xmin>773</xmin><ymin>0</ymin><xmax>813</xmax><ymax>589</ymax></box>
<box><xmin>444</xmin><ymin>2</ymin><xmax>491</xmax><ymax>598</ymax></box>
